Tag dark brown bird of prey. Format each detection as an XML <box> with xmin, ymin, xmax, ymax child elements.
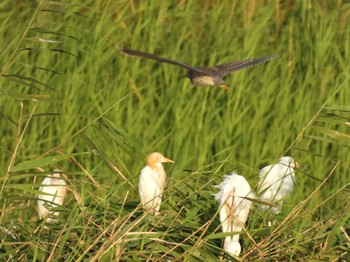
<box><xmin>120</xmin><ymin>47</ymin><xmax>279</xmax><ymax>92</ymax></box>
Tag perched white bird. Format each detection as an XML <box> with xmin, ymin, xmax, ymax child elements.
<box><xmin>138</xmin><ymin>152</ymin><xmax>174</xmax><ymax>215</ymax></box>
<box><xmin>258</xmin><ymin>156</ymin><xmax>299</xmax><ymax>214</ymax></box>
<box><xmin>214</xmin><ymin>172</ymin><xmax>255</xmax><ymax>257</ymax></box>
<box><xmin>37</xmin><ymin>171</ymin><xmax>67</xmax><ymax>223</ymax></box>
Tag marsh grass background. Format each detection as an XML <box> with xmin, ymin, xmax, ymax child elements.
<box><xmin>0</xmin><ymin>1</ymin><xmax>349</xmax><ymax>261</ymax></box>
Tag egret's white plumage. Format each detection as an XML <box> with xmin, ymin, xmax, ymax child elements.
<box><xmin>138</xmin><ymin>152</ymin><xmax>174</xmax><ymax>215</ymax></box>
<box><xmin>37</xmin><ymin>171</ymin><xmax>67</xmax><ymax>223</ymax></box>
<box><xmin>214</xmin><ymin>173</ymin><xmax>255</xmax><ymax>257</ymax></box>
<box><xmin>258</xmin><ymin>156</ymin><xmax>298</xmax><ymax>214</ymax></box>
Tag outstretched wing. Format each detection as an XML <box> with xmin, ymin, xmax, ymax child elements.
<box><xmin>120</xmin><ymin>48</ymin><xmax>195</xmax><ymax>70</ymax></box>
<box><xmin>211</xmin><ymin>53</ymin><xmax>280</xmax><ymax>76</ymax></box>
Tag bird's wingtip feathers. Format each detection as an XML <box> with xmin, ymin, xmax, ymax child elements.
<box><xmin>263</xmin><ymin>53</ymin><xmax>282</xmax><ymax>63</ymax></box>
<box><xmin>118</xmin><ymin>47</ymin><xmax>140</xmax><ymax>57</ymax></box>
<box><xmin>118</xmin><ymin>47</ymin><xmax>129</xmax><ymax>55</ymax></box>
<box><xmin>271</xmin><ymin>52</ymin><xmax>282</xmax><ymax>59</ymax></box>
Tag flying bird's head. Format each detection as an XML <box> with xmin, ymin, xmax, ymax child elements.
<box><xmin>183</xmin><ymin>70</ymin><xmax>193</xmax><ymax>80</ymax></box>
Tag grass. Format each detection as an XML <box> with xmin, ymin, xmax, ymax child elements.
<box><xmin>0</xmin><ymin>0</ymin><xmax>350</xmax><ymax>261</ymax></box>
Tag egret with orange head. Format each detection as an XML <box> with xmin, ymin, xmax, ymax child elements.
<box><xmin>138</xmin><ymin>152</ymin><xmax>174</xmax><ymax>215</ymax></box>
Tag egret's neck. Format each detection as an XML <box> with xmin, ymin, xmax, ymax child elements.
<box><xmin>149</xmin><ymin>162</ymin><xmax>164</xmax><ymax>172</ymax></box>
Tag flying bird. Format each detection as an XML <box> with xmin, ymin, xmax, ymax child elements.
<box><xmin>258</xmin><ymin>156</ymin><xmax>300</xmax><ymax>214</ymax></box>
<box><xmin>214</xmin><ymin>172</ymin><xmax>255</xmax><ymax>257</ymax></box>
<box><xmin>119</xmin><ymin>47</ymin><xmax>279</xmax><ymax>92</ymax></box>
<box><xmin>37</xmin><ymin>170</ymin><xmax>67</xmax><ymax>224</ymax></box>
<box><xmin>138</xmin><ymin>152</ymin><xmax>174</xmax><ymax>215</ymax></box>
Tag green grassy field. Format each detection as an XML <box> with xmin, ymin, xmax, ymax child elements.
<box><xmin>1</xmin><ymin>1</ymin><xmax>350</xmax><ymax>261</ymax></box>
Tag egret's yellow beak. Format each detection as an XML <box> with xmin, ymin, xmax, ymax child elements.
<box><xmin>162</xmin><ymin>157</ymin><xmax>175</xmax><ymax>163</ymax></box>
<box><xmin>295</xmin><ymin>161</ymin><xmax>305</xmax><ymax>169</ymax></box>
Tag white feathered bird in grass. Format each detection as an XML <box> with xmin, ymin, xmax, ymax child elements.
<box><xmin>214</xmin><ymin>172</ymin><xmax>255</xmax><ymax>257</ymax></box>
<box><xmin>138</xmin><ymin>152</ymin><xmax>174</xmax><ymax>215</ymax></box>
<box><xmin>258</xmin><ymin>156</ymin><xmax>300</xmax><ymax>214</ymax></box>
<box><xmin>37</xmin><ymin>171</ymin><xmax>67</xmax><ymax>223</ymax></box>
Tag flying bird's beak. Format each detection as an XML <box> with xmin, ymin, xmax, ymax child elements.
<box><xmin>183</xmin><ymin>71</ymin><xmax>191</xmax><ymax>79</ymax></box>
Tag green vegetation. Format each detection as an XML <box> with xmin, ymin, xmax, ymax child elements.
<box><xmin>1</xmin><ymin>1</ymin><xmax>349</xmax><ymax>261</ymax></box>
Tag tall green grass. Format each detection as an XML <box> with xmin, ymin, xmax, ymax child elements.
<box><xmin>1</xmin><ymin>1</ymin><xmax>349</xmax><ymax>261</ymax></box>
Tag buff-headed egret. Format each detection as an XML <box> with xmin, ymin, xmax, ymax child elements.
<box><xmin>138</xmin><ymin>152</ymin><xmax>174</xmax><ymax>215</ymax></box>
<box><xmin>258</xmin><ymin>156</ymin><xmax>300</xmax><ymax>214</ymax></box>
<box><xmin>37</xmin><ymin>171</ymin><xmax>67</xmax><ymax>223</ymax></box>
<box><xmin>214</xmin><ymin>172</ymin><xmax>255</xmax><ymax>257</ymax></box>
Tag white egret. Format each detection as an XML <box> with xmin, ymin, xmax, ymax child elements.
<box><xmin>258</xmin><ymin>156</ymin><xmax>299</xmax><ymax>214</ymax></box>
<box><xmin>214</xmin><ymin>172</ymin><xmax>255</xmax><ymax>257</ymax></box>
<box><xmin>138</xmin><ymin>152</ymin><xmax>174</xmax><ymax>215</ymax></box>
<box><xmin>37</xmin><ymin>171</ymin><xmax>67</xmax><ymax>223</ymax></box>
